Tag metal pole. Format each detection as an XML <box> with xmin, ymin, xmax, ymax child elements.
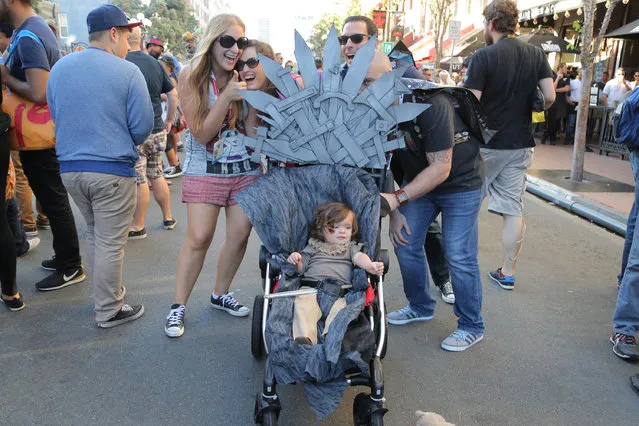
<box><xmin>449</xmin><ymin>40</ymin><xmax>455</xmax><ymax>74</ymax></box>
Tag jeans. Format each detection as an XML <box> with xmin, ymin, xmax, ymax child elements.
<box><xmin>618</xmin><ymin>150</ymin><xmax>639</xmax><ymax>285</ymax></box>
<box><xmin>6</xmin><ymin>197</ymin><xmax>29</xmax><ymax>256</ymax></box>
<box><xmin>394</xmin><ymin>188</ymin><xmax>484</xmax><ymax>334</ymax></box>
<box><xmin>565</xmin><ymin>107</ymin><xmax>577</xmax><ymax>145</ymax></box>
<box><xmin>425</xmin><ymin>218</ymin><xmax>450</xmax><ymax>286</ymax></box>
<box><xmin>20</xmin><ymin>149</ymin><xmax>81</xmax><ymax>270</ymax></box>
<box><xmin>614</xmin><ymin>150</ymin><xmax>639</xmax><ymax>335</ymax></box>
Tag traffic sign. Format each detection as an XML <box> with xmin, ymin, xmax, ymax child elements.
<box><xmin>448</xmin><ymin>20</ymin><xmax>462</xmax><ymax>40</ymax></box>
<box><xmin>382</xmin><ymin>42</ymin><xmax>394</xmax><ymax>55</ymax></box>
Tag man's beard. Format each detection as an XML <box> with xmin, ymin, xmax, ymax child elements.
<box><xmin>149</xmin><ymin>50</ymin><xmax>162</xmax><ymax>59</ymax></box>
<box><xmin>484</xmin><ymin>31</ymin><xmax>494</xmax><ymax>46</ymax></box>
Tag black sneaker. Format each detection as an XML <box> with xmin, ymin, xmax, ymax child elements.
<box><xmin>97</xmin><ymin>304</ymin><xmax>145</xmax><ymax>328</ymax></box>
<box><xmin>165</xmin><ymin>304</ymin><xmax>185</xmax><ymax>337</ymax></box>
<box><xmin>210</xmin><ymin>292</ymin><xmax>249</xmax><ymax>317</ymax></box>
<box><xmin>36</xmin><ymin>267</ymin><xmax>86</xmax><ymax>291</ymax></box>
<box><xmin>1</xmin><ymin>294</ymin><xmax>25</xmax><ymax>311</ymax></box>
<box><xmin>164</xmin><ymin>164</ymin><xmax>183</xmax><ymax>179</ymax></box>
<box><xmin>128</xmin><ymin>228</ymin><xmax>147</xmax><ymax>239</ymax></box>
<box><xmin>41</xmin><ymin>256</ymin><xmax>58</xmax><ymax>271</ymax></box>
<box><xmin>163</xmin><ymin>219</ymin><xmax>177</xmax><ymax>230</ymax></box>
<box><xmin>437</xmin><ymin>280</ymin><xmax>455</xmax><ymax>304</ymax></box>
<box><xmin>610</xmin><ymin>332</ymin><xmax>639</xmax><ymax>362</ymax></box>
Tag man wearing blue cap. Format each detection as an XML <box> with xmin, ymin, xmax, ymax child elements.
<box><xmin>46</xmin><ymin>4</ymin><xmax>154</xmax><ymax>328</ymax></box>
<box><xmin>0</xmin><ymin>0</ymin><xmax>86</xmax><ymax>293</ymax></box>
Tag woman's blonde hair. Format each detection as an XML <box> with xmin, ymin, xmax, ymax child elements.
<box><xmin>187</xmin><ymin>13</ymin><xmax>245</xmax><ymax>131</ymax></box>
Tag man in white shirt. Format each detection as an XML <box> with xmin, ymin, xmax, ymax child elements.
<box><xmin>603</xmin><ymin>67</ymin><xmax>631</xmax><ymax>107</ymax></box>
<box><xmin>565</xmin><ymin>70</ymin><xmax>581</xmax><ymax>145</ymax></box>
<box><xmin>630</xmin><ymin>71</ymin><xmax>639</xmax><ymax>91</ymax></box>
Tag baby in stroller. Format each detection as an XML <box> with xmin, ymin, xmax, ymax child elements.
<box><xmin>287</xmin><ymin>202</ymin><xmax>384</xmax><ymax>345</ymax></box>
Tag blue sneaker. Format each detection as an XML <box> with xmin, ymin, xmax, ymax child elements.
<box><xmin>387</xmin><ymin>305</ymin><xmax>433</xmax><ymax>325</ymax></box>
<box><xmin>488</xmin><ymin>268</ymin><xmax>515</xmax><ymax>290</ymax></box>
<box><xmin>441</xmin><ymin>329</ymin><xmax>484</xmax><ymax>352</ymax></box>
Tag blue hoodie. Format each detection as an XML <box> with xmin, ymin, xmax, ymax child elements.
<box><xmin>47</xmin><ymin>47</ymin><xmax>153</xmax><ymax>177</ymax></box>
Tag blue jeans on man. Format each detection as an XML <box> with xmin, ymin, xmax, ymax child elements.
<box><xmin>394</xmin><ymin>188</ymin><xmax>484</xmax><ymax>334</ymax></box>
<box><xmin>614</xmin><ymin>150</ymin><xmax>639</xmax><ymax>336</ymax></box>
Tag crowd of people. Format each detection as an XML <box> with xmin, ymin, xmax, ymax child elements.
<box><xmin>1</xmin><ymin>0</ymin><xmax>638</xmax><ymax>394</ymax></box>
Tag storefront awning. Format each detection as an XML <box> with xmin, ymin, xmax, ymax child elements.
<box><xmin>604</xmin><ymin>18</ymin><xmax>639</xmax><ymax>40</ymax></box>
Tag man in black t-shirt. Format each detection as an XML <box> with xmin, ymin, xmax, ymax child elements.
<box><xmin>375</xmin><ymin>52</ymin><xmax>485</xmax><ymax>352</ymax></box>
<box><xmin>126</xmin><ymin>27</ymin><xmax>178</xmax><ymax>239</ymax></box>
<box><xmin>542</xmin><ymin>63</ymin><xmax>570</xmax><ymax>144</ymax></box>
<box><xmin>464</xmin><ymin>0</ymin><xmax>554</xmax><ymax>291</ymax></box>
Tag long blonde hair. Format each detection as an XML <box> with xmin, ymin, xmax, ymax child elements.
<box><xmin>187</xmin><ymin>14</ymin><xmax>245</xmax><ymax>132</ymax></box>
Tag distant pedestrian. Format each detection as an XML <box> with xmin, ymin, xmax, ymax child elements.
<box><xmin>464</xmin><ymin>0</ymin><xmax>555</xmax><ymax>291</ymax></box>
<box><xmin>146</xmin><ymin>35</ymin><xmax>164</xmax><ymax>59</ymax></box>
<box><xmin>126</xmin><ymin>27</ymin><xmax>178</xmax><ymax>239</ymax></box>
<box><xmin>602</xmin><ymin>68</ymin><xmax>631</xmax><ymax>108</ymax></box>
<box><xmin>542</xmin><ymin>63</ymin><xmax>570</xmax><ymax>145</ymax></box>
<box><xmin>0</xmin><ymin>0</ymin><xmax>85</xmax><ymax>292</ymax></box>
<box><xmin>47</xmin><ymin>4</ymin><xmax>153</xmax><ymax>327</ymax></box>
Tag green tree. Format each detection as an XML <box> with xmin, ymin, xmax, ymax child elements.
<box><xmin>112</xmin><ymin>0</ymin><xmax>198</xmax><ymax>59</ymax></box>
<box><xmin>429</xmin><ymin>0</ymin><xmax>455</xmax><ymax>68</ymax></box>
<box><xmin>308</xmin><ymin>12</ymin><xmax>342</xmax><ymax>58</ymax></box>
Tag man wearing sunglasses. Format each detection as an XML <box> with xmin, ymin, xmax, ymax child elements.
<box><xmin>340</xmin><ymin>15</ymin><xmax>378</xmax><ymax>77</ymax></box>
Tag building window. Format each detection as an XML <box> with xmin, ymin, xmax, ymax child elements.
<box><xmin>58</xmin><ymin>13</ymin><xmax>68</xmax><ymax>37</ymax></box>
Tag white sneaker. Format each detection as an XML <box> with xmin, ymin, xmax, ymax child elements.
<box><xmin>165</xmin><ymin>305</ymin><xmax>185</xmax><ymax>338</ymax></box>
<box><xmin>19</xmin><ymin>237</ymin><xmax>40</xmax><ymax>257</ymax></box>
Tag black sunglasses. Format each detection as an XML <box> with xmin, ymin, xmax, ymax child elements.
<box><xmin>217</xmin><ymin>35</ymin><xmax>249</xmax><ymax>49</ymax></box>
<box><xmin>236</xmin><ymin>57</ymin><xmax>260</xmax><ymax>71</ymax></box>
<box><xmin>338</xmin><ymin>33</ymin><xmax>370</xmax><ymax>45</ymax></box>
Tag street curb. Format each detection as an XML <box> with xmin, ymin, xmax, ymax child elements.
<box><xmin>525</xmin><ymin>174</ymin><xmax>628</xmax><ymax>236</ymax></box>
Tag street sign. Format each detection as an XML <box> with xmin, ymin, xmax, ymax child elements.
<box><xmin>382</xmin><ymin>42</ymin><xmax>394</xmax><ymax>55</ymax></box>
<box><xmin>448</xmin><ymin>20</ymin><xmax>462</xmax><ymax>40</ymax></box>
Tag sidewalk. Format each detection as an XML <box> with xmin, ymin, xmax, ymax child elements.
<box><xmin>526</xmin><ymin>143</ymin><xmax>633</xmax><ymax>235</ymax></box>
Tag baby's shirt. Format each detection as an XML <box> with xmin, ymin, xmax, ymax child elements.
<box><xmin>301</xmin><ymin>238</ymin><xmax>365</xmax><ymax>284</ymax></box>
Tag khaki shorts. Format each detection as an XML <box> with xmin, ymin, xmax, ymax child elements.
<box><xmin>480</xmin><ymin>147</ymin><xmax>533</xmax><ymax>217</ymax></box>
<box><xmin>135</xmin><ymin>131</ymin><xmax>167</xmax><ymax>184</ymax></box>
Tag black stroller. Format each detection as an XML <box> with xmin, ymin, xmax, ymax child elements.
<box><xmin>236</xmin><ymin>164</ymin><xmax>390</xmax><ymax>425</ymax></box>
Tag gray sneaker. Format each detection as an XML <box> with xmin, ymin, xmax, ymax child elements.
<box><xmin>441</xmin><ymin>329</ymin><xmax>484</xmax><ymax>352</ymax></box>
<box><xmin>387</xmin><ymin>305</ymin><xmax>433</xmax><ymax>325</ymax></box>
<box><xmin>97</xmin><ymin>304</ymin><xmax>145</xmax><ymax>328</ymax></box>
<box><xmin>438</xmin><ymin>280</ymin><xmax>455</xmax><ymax>304</ymax></box>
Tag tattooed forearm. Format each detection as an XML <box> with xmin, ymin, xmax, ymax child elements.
<box><xmin>426</xmin><ymin>149</ymin><xmax>452</xmax><ymax>165</ymax></box>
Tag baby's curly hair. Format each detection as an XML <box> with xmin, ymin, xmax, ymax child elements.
<box><xmin>309</xmin><ymin>203</ymin><xmax>358</xmax><ymax>242</ymax></box>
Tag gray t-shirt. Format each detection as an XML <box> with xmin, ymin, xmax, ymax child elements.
<box><xmin>301</xmin><ymin>239</ymin><xmax>365</xmax><ymax>284</ymax></box>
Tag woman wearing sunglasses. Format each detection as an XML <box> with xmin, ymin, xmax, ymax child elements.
<box><xmin>237</xmin><ymin>40</ymin><xmax>281</xmax><ymax>136</ymax></box>
<box><xmin>165</xmin><ymin>14</ymin><xmax>258</xmax><ymax>338</ymax></box>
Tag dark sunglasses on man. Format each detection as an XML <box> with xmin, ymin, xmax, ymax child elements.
<box><xmin>236</xmin><ymin>57</ymin><xmax>259</xmax><ymax>71</ymax></box>
<box><xmin>217</xmin><ymin>35</ymin><xmax>249</xmax><ymax>49</ymax></box>
<box><xmin>338</xmin><ymin>33</ymin><xmax>370</xmax><ymax>45</ymax></box>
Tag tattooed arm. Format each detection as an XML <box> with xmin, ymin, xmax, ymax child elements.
<box><xmin>401</xmin><ymin>148</ymin><xmax>452</xmax><ymax>201</ymax></box>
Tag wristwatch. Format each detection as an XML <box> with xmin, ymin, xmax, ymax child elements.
<box><xmin>394</xmin><ymin>189</ymin><xmax>409</xmax><ymax>207</ymax></box>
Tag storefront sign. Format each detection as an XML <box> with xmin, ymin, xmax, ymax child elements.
<box><xmin>520</xmin><ymin>2</ymin><xmax>556</xmax><ymax>20</ymax></box>
<box><xmin>540</xmin><ymin>41</ymin><xmax>561</xmax><ymax>52</ymax></box>
<box><xmin>373</xmin><ymin>10</ymin><xmax>387</xmax><ymax>29</ymax></box>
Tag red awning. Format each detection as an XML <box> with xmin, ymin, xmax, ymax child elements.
<box><xmin>410</xmin><ymin>24</ymin><xmax>477</xmax><ymax>62</ymax></box>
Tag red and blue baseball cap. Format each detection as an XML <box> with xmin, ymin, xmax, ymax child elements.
<box><xmin>87</xmin><ymin>4</ymin><xmax>142</xmax><ymax>34</ymax></box>
<box><xmin>146</xmin><ymin>36</ymin><xmax>165</xmax><ymax>50</ymax></box>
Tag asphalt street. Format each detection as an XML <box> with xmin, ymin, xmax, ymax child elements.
<box><xmin>2</xmin><ymin>175</ymin><xmax>638</xmax><ymax>425</ymax></box>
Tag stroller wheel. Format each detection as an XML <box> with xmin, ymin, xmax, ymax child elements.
<box><xmin>251</xmin><ymin>295</ymin><xmax>265</xmax><ymax>359</ymax></box>
<box><xmin>353</xmin><ymin>393</ymin><xmax>387</xmax><ymax>426</ymax></box>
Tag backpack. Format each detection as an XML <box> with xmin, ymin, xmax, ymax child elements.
<box><xmin>614</xmin><ymin>89</ymin><xmax>639</xmax><ymax>148</ymax></box>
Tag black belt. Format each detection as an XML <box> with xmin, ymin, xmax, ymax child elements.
<box><xmin>300</xmin><ymin>277</ymin><xmax>348</xmax><ymax>297</ymax></box>
<box><xmin>206</xmin><ymin>159</ymin><xmax>260</xmax><ymax>175</ymax></box>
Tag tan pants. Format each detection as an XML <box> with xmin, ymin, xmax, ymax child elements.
<box><xmin>10</xmin><ymin>151</ymin><xmax>47</xmax><ymax>229</ymax></box>
<box><xmin>292</xmin><ymin>287</ymin><xmax>347</xmax><ymax>345</ymax></box>
<box><xmin>61</xmin><ymin>172</ymin><xmax>136</xmax><ymax>322</ymax></box>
